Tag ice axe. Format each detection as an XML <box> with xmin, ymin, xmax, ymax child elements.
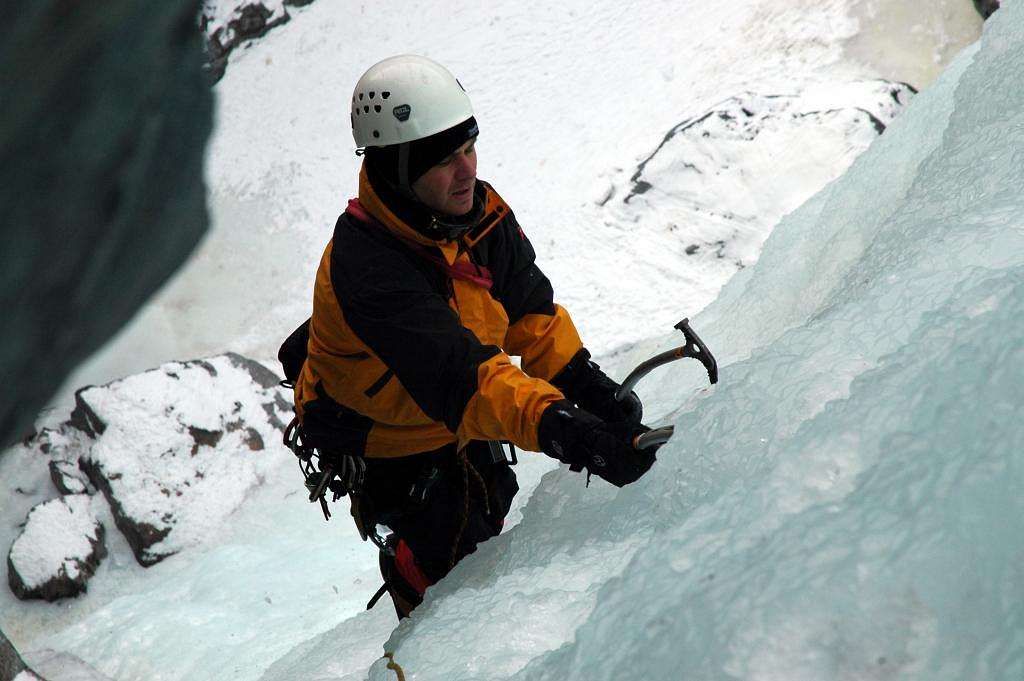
<box><xmin>616</xmin><ymin>318</ymin><xmax>718</xmax><ymax>450</ymax></box>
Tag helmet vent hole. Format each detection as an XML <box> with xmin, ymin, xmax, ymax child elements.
<box><xmin>363</xmin><ymin>105</ymin><xmax>369</xmax><ymax>113</ymax></box>
<box><xmin>358</xmin><ymin>93</ymin><xmax>364</xmax><ymax>100</ymax></box>
<box><xmin>374</xmin><ymin>105</ymin><xmax>381</xmax><ymax>113</ymax></box>
<box><xmin>373</xmin><ymin>130</ymin><xmax>380</xmax><ymax>139</ymax></box>
<box><xmin>382</xmin><ymin>91</ymin><xmax>391</xmax><ymax>99</ymax></box>
<box><xmin>369</xmin><ymin>91</ymin><xmax>375</xmax><ymax>98</ymax></box>
<box><xmin>355</xmin><ymin>109</ymin><xmax>360</xmax><ymax>116</ymax></box>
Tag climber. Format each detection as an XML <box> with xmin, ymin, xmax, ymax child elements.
<box><xmin>287</xmin><ymin>54</ymin><xmax>660</xmax><ymax>619</ymax></box>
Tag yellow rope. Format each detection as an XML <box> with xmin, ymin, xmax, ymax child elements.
<box><xmin>383</xmin><ymin>652</ymin><xmax>407</xmax><ymax>681</ymax></box>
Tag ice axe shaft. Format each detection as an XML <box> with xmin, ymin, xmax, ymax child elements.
<box><xmin>616</xmin><ymin>318</ymin><xmax>718</xmax><ymax>450</ymax></box>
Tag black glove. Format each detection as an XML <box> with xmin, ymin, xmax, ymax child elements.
<box><xmin>551</xmin><ymin>349</ymin><xmax>642</xmax><ymax>425</ymax></box>
<box><xmin>537</xmin><ymin>400</ymin><xmax>658</xmax><ymax>487</ymax></box>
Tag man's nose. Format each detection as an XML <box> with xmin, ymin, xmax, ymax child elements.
<box><xmin>453</xmin><ymin>152</ymin><xmax>475</xmax><ymax>178</ymax></box>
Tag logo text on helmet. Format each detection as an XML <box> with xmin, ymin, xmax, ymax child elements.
<box><xmin>393</xmin><ymin>105</ymin><xmax>411</xmax><ymax>122</ymax></box>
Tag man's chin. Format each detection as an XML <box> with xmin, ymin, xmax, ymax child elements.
<box><xmin>445</xmin><ymin>196</ymin><xmax>474</xmax><ymax>216</ymax></box>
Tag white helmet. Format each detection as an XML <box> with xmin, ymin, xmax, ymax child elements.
<box><xmin>351</xmin><ymin>55</ymin><xmax>474</xmax><ymax>148</ymax></box>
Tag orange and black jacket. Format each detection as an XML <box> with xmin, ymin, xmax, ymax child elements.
<box><xmin>294</xmin><ymin>167</ymin><xmax>583</xmax><ymax>459</ymax></box>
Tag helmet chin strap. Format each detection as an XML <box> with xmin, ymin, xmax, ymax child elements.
<box><xmin>396</xmin><ymin>142</ymin><xmax>412</xmax><ymax>196</ymax></box>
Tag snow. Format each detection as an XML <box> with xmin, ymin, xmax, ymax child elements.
<box><xmin>8</xmin><ymin>496</ymin><xmax>100</xmax><ymax>591</ymax></box>
<box><xmin>57</xmin><ymin>0</ymin><xmax>970</xmax><ymax>400</ymax></box>
<box><xmin>599</xmin><ymin>79</ymin><xmax>914</xmax><ymax>322</ymax></box>
<box><xmin>4</xmin><ymin>0</ymin><xmax>1011</xmax><ymax>680</ymax></box>
<box><xmin>845</xmin><ymin>0</ymin><xmax>982</xmax><ymax>88</ymax></box>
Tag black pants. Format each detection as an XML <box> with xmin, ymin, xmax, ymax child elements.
<box><xmin>361</xmin><ymin>440</ymin><xmax>519</xmax><ymax>584</ymax></box>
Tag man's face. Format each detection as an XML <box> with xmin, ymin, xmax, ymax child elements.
<box><xmin>411</xmin><ymin>137</ymin><xmax>478</xmax><ymax>216</ymax></box>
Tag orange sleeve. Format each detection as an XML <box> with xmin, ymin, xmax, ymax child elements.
<box><xmin>504</xmin><ymin>304</ymin><xmax>584</xmax><ymax>381</ymax></box>
<box><xmin>455</xmin><ymin>353</ymin><xmax>565</xmax><ymax>452</ymax></box>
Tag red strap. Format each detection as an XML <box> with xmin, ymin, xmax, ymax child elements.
<box><xmin>422</xmin><ymin>253</ymin><xmax>494</xmax><ymax>289</ymax></box>
<box><xmin>394</xmin><ymin>539</ymin><xmax>433</xmax><ymax>596</ymax></box>
<box><xmin>345</xmin><ymin>198</ymin><xmax>494</xmax><ymax>290</ymax></box>
<box><xmin>346</xmin><ymin>197</ymin><xmax>373</xmax><ymax>224</ymax></box>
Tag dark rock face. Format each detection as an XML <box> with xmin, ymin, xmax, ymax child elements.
<box><xmin>7</xmin><ymin>496</ymin><xmax>107</xmax><ymax>602</ymax></box>
<box><xmin>974</xmin><ymin>0</ymin><xmax>1000</xmax><ymax>19</ymax></box>
<box><xmin>0</xmin><ymin>1</ymin><xmax>213</xmax><ymax>450</ymax></box>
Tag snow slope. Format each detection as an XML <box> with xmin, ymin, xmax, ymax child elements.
<box><xmin>57</xmin><ymin>0</ymin><xmax>979</xmax><ymax>401</ymax></box>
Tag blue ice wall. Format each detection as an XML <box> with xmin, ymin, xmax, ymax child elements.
<box><xmin>538</xmin><ymin>4</ymin><xmax>1024</xmax><ymax>678</ymax></box>
<box><xmin>366</xmin><ymin>5</ymin><xmax>1024</xmax><ymax>679</ymax></box>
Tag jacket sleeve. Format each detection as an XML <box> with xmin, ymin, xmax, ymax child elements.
<box><xmin>486</xmin><ymin>211</ymin><xmax>584</xmax><ymax>381</ymax></box>
<box><xmin>333</xmin><ymin>238</ymin><xmax>561</xmax><ymax>452</ymax></box>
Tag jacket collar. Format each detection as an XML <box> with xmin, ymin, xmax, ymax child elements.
<box><xmin>358</xmin><ymin>164</ymin><xmax>484</xmax><ymax>265</ymax></box>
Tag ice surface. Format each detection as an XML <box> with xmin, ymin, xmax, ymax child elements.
<box><xmin>350</xmin><ymin>5</ymin><xmax>1022</xmax><ymax>680</ymax></box>
<box><xmin>24</xmin><ymin>650</ymin><xmax>114</xmax><ymax>681</ymax></box>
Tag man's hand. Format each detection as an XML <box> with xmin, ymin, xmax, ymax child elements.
<box><xmin>551</xmin><ymin>349</ymin><xmax>643</xmax><ymax>425</ymax></box>
<box><xmin>538</xmin><ymin>400</ymin><xmax>658</xmax><ymax>487</ymax></box>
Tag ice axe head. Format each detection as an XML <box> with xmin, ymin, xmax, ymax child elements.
<box><xmin>674</xmin><ymin>318</ymin><xmax>718</xmax><ymax>385</ymax></box>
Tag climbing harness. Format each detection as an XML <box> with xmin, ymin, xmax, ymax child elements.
<box><xmin>283</xmin><ymin>416</ymin><xmax>367</xmax><ymax>521</ymax></box>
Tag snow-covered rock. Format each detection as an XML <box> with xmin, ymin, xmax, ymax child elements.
<box><xmin>200</xmin><ymin>0</ymin><xmax>315</xmax><ymax>83</ymax></box>
<box><xmin>33</xmin><ymin>427</ymin><xmax>94</xmax><ymax>497</ymax></box>
<box><xmin>7</xmin><ymin>496</ymin><xmax>106</xmax><ymax>602</ymax></box>
<box><xmin>596</xmin><ymin>79</ymin><xmax>915</xmax><ymax>321</ymax></box>
<box><xmin>73</xmin><ymin>353</ymin><xmax>292</xmax><ymax>566</ymax></box>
